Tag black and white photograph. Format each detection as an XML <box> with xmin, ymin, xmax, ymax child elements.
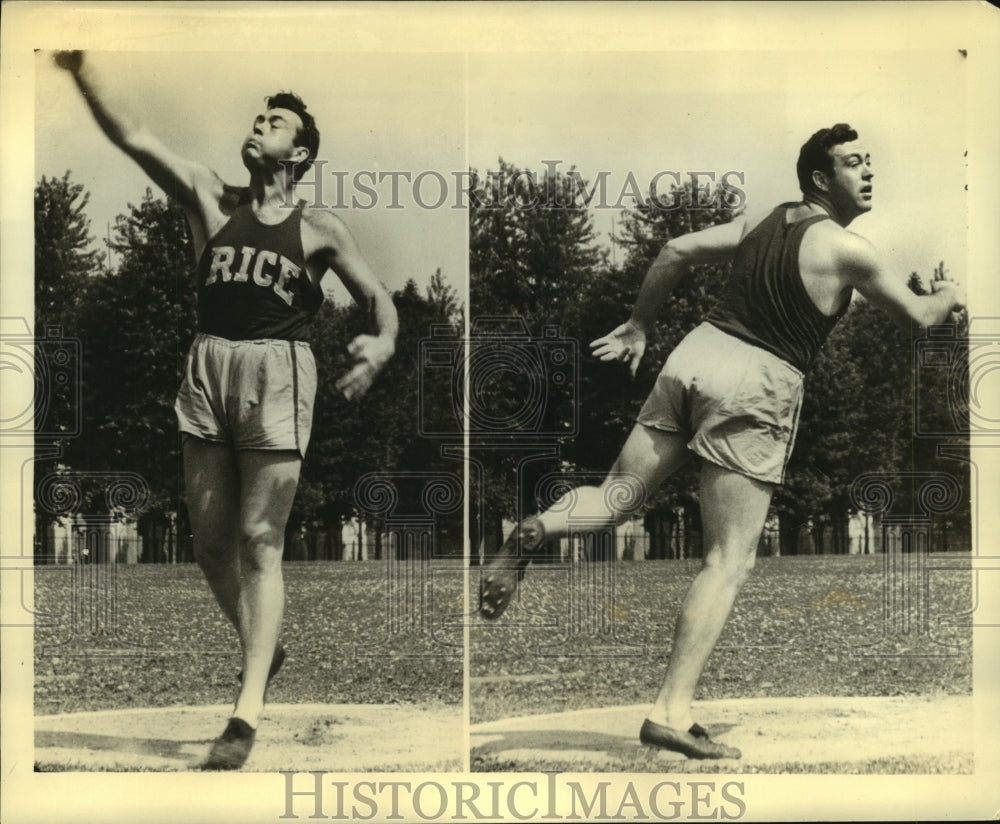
<box><xmin>1</xmin><ymin>3</ymin><xmax>998</xmax><ymax>823</ymax></box>
<box><xmin>24</xmin><ymin>41</ymin><xmax>467</xmax><ymax>773</ymax></box>
<box><xmin>467</xmin><ymin>46</ymin><xmax>979</xmax><ymax>775</ymax></box>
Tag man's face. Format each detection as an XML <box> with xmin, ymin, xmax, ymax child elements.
<box><xmin>822</xmin><ymin>140</ymin><xmax>874</xmax><ymax>218</ymax></box>
<box><xmin>241</xmin><ymin>107</ymin><xmax>307</xmax><ymax>173</ymax></box>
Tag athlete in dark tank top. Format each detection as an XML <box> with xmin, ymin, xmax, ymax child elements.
<box><xmin>480</xmin><ymin>123</ymin><xmax>966</xmax><ymax>761</ymax></box>
<box><xmin>57</xmin><ymin>50</ymin><xmax>399</xmax><ymax>771</ymax></box>
<box><xmin>197</xmin><ymin>199</ymin><xmax>324</xmax><ymax>341</ymax></box>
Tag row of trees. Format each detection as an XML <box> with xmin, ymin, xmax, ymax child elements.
<box><xmin>34</xmin><ymin>160</ymin><xmax>970</xmax><ymax>564</ymax></box>
<box><xmin>34</xmin><ymin>172</ymin><xmax>463</xmax><ymax>563</ymax></box>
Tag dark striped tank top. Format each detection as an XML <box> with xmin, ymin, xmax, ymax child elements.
<box><xmin>706</xmin><ymin>204</ymin><xmax>850</xmax><ymax>372</ymax></box>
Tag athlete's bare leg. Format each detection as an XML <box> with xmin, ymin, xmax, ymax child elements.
<box><xmin>481</xmin><ymin>424</ymin><xmax>692</xmax><ymax>618</ymax></box>
<box><xmin>535</xmin><ymin>424</ymin><xmax>693</xmax><ymax>539</ymax></box>
<box><xmin>185</xmin><ymin>439</ymin><xmax>298</xmax><ymax>730</ymax></box>
<box><xmin>230</xmin><ymin>448</ymin><xmax>301</xmax><ymax>728</ymax></box>
<box><xmin>186</xmin><ymin>439</ymin><xmax>241</xmax><ymax>628</ymax></box>
<box><xmin>648</xmin><ymin>460</ymin><xmax>773</xmax><ymax>731</ymax></box>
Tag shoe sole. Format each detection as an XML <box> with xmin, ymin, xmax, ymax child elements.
<box><xmin>200</xmin><ymin>717</ymin><xmax>257</xmax><ymax>771</ymax></box>
<box><xmin>479</xmin><ymin>556</ymin><xmax>530</xmax><ymax>621</ymax></box>
<box><xmin>479</xmin><ymin>519</ymin><xmax>546</xmax><ymax>620</ymax></box>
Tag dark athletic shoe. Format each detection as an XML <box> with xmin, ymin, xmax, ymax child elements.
<box><xmin>479</xmin><ymin>517</ymin><xmax>546</xmax><ymax>620</ymax></box>
<box><xmin>237</xmin><ymin>643</ymin><xmax>286</xmax><ymax>686</ymax></box>
<box><xmin>201</xmin><ymin>717</ymin><xmax>256</xmax><ymax>770</ymax></box>
<box><xmin>639</xmin><ymin>719</ymin><xmax>742</xmax><ymax>759</ymax></box>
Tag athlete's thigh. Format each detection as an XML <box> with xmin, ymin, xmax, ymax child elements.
<box><xmin>604</xmin><ymin>424</ymin><xmax>693</xmax><ymax>507</ymax></box>
<box><xmin>236</xmin><ymin>449</ymin><xmax>303</xmax><ymax>534</ymax></box>
<box><xmin>183</xmin><ymin>437</ymin><xmax>241</xmax><ymax>541</ymax></box>
<box><xmin>698</xmin><ymin>460</ymin><xmax>774</xmax><ymax>561</ymax></box>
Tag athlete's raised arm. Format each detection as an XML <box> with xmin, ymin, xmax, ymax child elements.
<box><xmin>836</xmin><ymin>231</ymin><xmax>966</xmax><ymax>329</ymax></box>
<box><xmin>302</xmin><ymin>208</ymin><xmax>398</xmax><ymax>400</ymax></box>
<box><xmin>590</xmin><ymin>216</ymin><xmax>747</xmax><ymax>377</ymax></box>
<box><xmin>54</xmin><ymin>51</ymin><xmax>223</xmax><ymax>213</ymax></box>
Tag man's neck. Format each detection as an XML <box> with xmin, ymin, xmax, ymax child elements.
<box><xmin>802</xmin><ymin>192</ymin><xmax>855</xmax><ymax>228</ymax></box>
<box><xmin>247</xmin><ymin>173</ymin><xmax>297</xmax><ymax>215</ymax></box>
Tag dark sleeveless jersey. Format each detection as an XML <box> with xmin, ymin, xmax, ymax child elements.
<box><xmin>706</xmin><ymin>203</ymin><xmax>850</xmax><ymax>372</ymax></box>
<box><xmin>196</xmin><ymin>200</ymin><xmax>324</xmax><ymax>341</ymax></box>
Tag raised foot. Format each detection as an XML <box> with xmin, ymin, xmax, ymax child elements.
<box><xmin>478</xmin><ymin>518</ymin><xmax>546</xmax><ymax>621</ymax></box>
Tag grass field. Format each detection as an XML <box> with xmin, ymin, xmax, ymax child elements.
<box><xmin>32</xmin><ymin>554</ymin><xmax>974</xmax><ymax>775</ymax></box>
<box><xmin>469</xmin><ymin>554</ymin><xmax>973</xmax><ymax>725</ymax></box>
<box><xmin>34</xmin><ymin>561</ymin><xmax>464</xmax><ymax>716</ymax></box>
<box><xmin>33</xmin><ymin>553</ymin><xmax>972</xmax><ymax>727</ymax></box>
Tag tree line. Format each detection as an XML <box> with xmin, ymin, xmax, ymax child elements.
<box><xmin>34</xmin><ymin>163</ymin><xmax>970</xmax><ymax>564</ymax></box>
<box><xmin>34</xmin><ymin>172</ymin><xmax>463</xmax><ymax>563</ymax></box>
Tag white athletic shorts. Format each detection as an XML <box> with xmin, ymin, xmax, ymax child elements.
<box><xmin>637</xmin><ymin>322</ymin><xmax>804</xmax><ymax>484</ymax></box>
<box><xmin>175</xmin><ymin>333</ymin><xmax>317</xmax><ymax>457</ymax></box>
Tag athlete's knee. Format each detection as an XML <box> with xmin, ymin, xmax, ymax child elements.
<box><xmin>703</xmin><ymin>541</ymin><xmax>758</xmax><ymax>584</ymax></box>
<box><xmin>193</xmin><ymin>536</ymin><xmax>235</xmax><ymax>570</ymax></box>
<box><xmin>238</xmin><ymin>522</ymin><xmax>284</xmax><ymax>569</ymax></box>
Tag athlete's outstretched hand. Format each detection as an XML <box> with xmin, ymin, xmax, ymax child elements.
<box><xmin>336</xmin><ymin>335</ymin><xmax>395</xmax><ymax>400</ymax></box>
<box><xmin>930</xmin><ymin>265</ymin><xmax>967</xmax><ymax>315</ymax></box>
<box><xmin>590</xmin><ymin>321</ymin><xmax>647</xmax><ymax>378</ymax></box>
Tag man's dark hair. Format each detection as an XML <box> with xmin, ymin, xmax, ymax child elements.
<box><xmin>266</xmin><ymin>91</ymin><xmax>320</xmax><ymax>182</ymax></box>
<box><xmin>796</xmin><ymin>123</ymin><xmax>859</xmax><ymax>194</ymax></box>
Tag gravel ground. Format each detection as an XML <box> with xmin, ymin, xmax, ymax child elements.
<box><xmin>32</xmin><ymin>554</ymin><xmax>973</xmax><ymax>776</ymax></box>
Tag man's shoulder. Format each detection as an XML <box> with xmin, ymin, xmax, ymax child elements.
<box><xmin>299</xmin><ymin>205</ymin><xmax>357</xmax><ymax>258</ymax></box>
<box><xmin>806</xmin><ymin>219</ymin><xmax>872</xmax><ymax>254</ymax></box>
<box><xmin>301</xmin><ymin>204</ymin><xmax>349</xmax><ymax>234</ymax></box>
<box><xmin>802</xmin><ymin>220</ymin><xmax>878</xmax><ymax>277</ymax></box>
<box><xmin>741</xmin><ymin>203</ymin><xmax>779</xmax><ymax>236</ymax></box>
<box><xmin>218</xmin><ymin>184</ymin><xmax>250</xmax><ymax>212</ymax></box>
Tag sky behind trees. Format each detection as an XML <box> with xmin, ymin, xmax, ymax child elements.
<box><xmin>468</xmin><ymin>50</ymin><xmax>968</xmax><ymax>289</ymax></box>
<box><xmin>35</xmin><ymin>47</ymin><xmax>969</xmax><ymax>304</ymax></box>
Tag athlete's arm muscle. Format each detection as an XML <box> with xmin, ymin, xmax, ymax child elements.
<box><xmin>55</xmin><ymin>51</ymin><xmax>223</xmax><ymax>215</ymax></box>
<box><xmin>303</xmin><ymin>209</ymin><xmax>399</xmax><ymax>400</ymax></box>
<box><xmin>836</xmin><ymin>232</ymin><xmax>965</xmax><ymax>329</ymax></box>
<box><xmin>629</xmin><ymin>218</ymin><xmax>746</xmax><ymax>331</ymax></box>
<box><xmin>591</xmin><ymin>217</ymin><xmax>746</xmax><ymax>376</ymax></box>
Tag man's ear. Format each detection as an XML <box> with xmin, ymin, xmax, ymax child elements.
<box><xmin>811</xmin><ymin>169</ymin><xmax>830</xmax><ymax>192</ymax></box>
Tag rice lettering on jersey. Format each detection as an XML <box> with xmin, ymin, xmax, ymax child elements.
<box><xmin>204</xmin><ymin>246</ymin><xmax>302</xmax><ymax>304</ymax></box>
<box><xmin>196</xmin><ymin>199</ymin><xmax>323</xmax><ymax>341</ymax></box>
